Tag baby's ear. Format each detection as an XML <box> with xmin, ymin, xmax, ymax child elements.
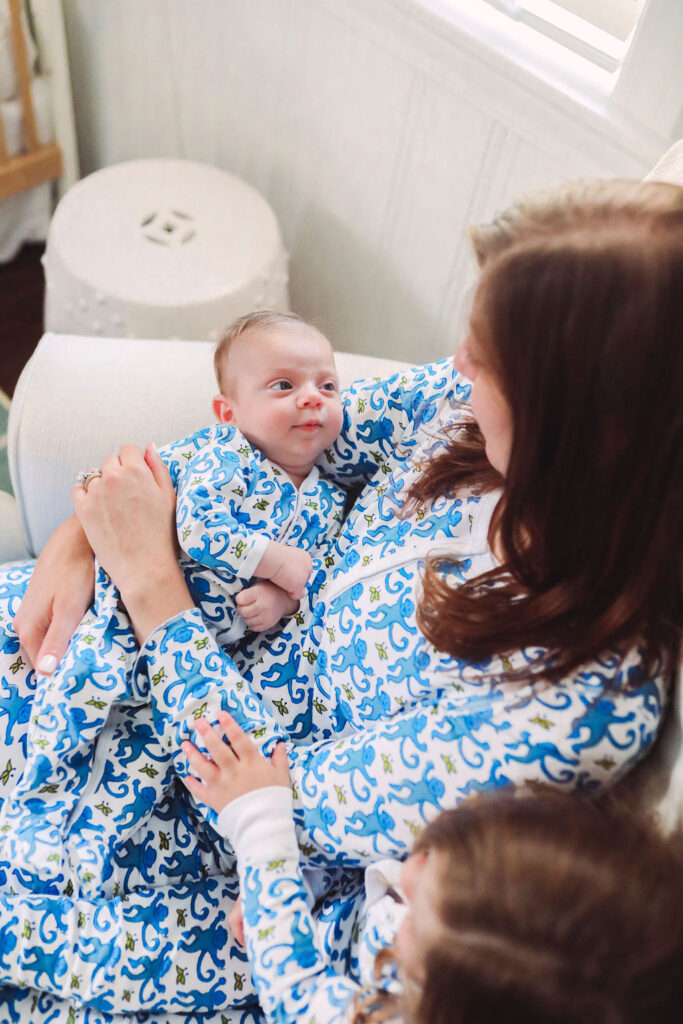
<box><xmin>213</xmin><ymin>394</ymin><xmax>234</xmax><ymax>424</ymax></box>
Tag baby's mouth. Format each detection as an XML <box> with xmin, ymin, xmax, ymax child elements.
<box><xmin>296</xmin><ymin>421</ymin><xmax>322</xmax><ymax>433</ymax></box>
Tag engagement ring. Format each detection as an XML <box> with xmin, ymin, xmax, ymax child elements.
<box><xmin>76</xmin><ymin>467</ymin><xmax>103</xmax><ymax>493</ymax></box>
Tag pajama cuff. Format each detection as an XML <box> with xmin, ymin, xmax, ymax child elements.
<box><xmin>231</xmin><ymin>531</ymin><xmax>271</xmax><ymax>582</ymax></box>
<box><xmin>136</xmin><ymin>605</ymin><xmax>207</xmax><ymax>658</ymax></box>
<box><xmin>216</xmin><ymin>786</ymin><xmax>299</xmax><ymax>865</ymax></box>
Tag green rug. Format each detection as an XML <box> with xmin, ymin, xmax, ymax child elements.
<box><xmin>0</xmin><ymin>390</ymin><xmax>12</xmax><ymax>496</ymax></box>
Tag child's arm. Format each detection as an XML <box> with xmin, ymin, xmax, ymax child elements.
<box><xmin>183</xmin><ymin>714</ymin><xmax>367</xmax><ymax>1024</ymax></box>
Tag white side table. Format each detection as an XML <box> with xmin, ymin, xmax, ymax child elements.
<box><xmin>44</xmin><ymin>159</ymin><xmax>289</xmax><ymax>340</ymax></box>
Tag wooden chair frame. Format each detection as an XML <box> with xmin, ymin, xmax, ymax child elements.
<box><xmin>0</xmin><ymin>0</ymin><xmax>62</xmax><ymax>202</ymax></box>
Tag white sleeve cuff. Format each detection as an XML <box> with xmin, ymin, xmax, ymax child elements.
<box><xmin>233</xmin><ymin>530</ymin><xmax>271</xmax><ymax>581</ymax></box>
<box><xmin>216</xmin><ymin>786</ymin><xmax>299</xmax><ymax>865</ymax></box>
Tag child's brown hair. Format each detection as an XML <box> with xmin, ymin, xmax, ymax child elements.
<box><xmin>353</xmin><ymin>792</ymin><xmax>683</xmax><ymax>1024</ymax></box>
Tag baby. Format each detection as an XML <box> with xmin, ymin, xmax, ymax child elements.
<box><xmin>1</xmin><ymin>310</ymin><xmax>345</xmax><ymax>894</ymax></box>
<box><xmin>174</xmin><ymin>310</ymin><xmax>345</xmax><ymax>642</ymax></box>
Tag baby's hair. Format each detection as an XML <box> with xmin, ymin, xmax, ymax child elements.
<box><xmin>213</xmin><ymin>310</ymin><xmax>308</xmax><ymax>393</ymax></box>
<box><xmin>353</xmin><ymin>792</ymin><xmax>683</xmax><ymax>1024</ymax></box>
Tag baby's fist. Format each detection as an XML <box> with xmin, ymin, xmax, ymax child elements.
<box><xmin>270</xmin><ymin>547</ymin><xmax>312</xmax><ymax>599</ymax></box>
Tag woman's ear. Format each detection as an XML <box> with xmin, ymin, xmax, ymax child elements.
<box><xmin>213</xmin><ymin>394</ymin><xmax>234</xmax><ymax>424</ymax></box>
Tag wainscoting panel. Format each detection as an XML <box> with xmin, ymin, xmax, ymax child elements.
<box><xmin>62</xmin><ymin>0</ymin><xmax>665</xmax><ymax>363</ymax></box>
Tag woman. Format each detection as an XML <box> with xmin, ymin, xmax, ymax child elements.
<box><xmin>0</xmin><ymin>179</ymin><xmax>681</xmax><ymax>1021</ymax></box>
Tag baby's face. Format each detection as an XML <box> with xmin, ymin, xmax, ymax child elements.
<box><xmin>216</xmin><ymin>325</ymin><xmax>343</xmax><ymax>482</ymax></box>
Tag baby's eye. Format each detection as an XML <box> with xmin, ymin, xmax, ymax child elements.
<box><xmin>270</xmin><ymin>380</ymin><xmax>293</xmax><ymax>392</ymax></box>
<box><xmin>320</xmin><ymin>381</ymin><xmax>338</xmax><ymax>392</ymax></box>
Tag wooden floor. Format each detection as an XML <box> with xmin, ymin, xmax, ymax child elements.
<box><xmin>0</xmin><ymin>243</ymin><xmax>45</xmax><ymax>397</ymax></box>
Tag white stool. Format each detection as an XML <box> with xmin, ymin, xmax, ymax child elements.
<box><xmin>43</xmin><ymin>159</ymin><xmax>289</xmax><ymax>341</ymax></box>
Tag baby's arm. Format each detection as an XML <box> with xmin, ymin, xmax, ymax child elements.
<box><xmin>234</xmin><ymin>541</ymin><xmax>312</xmax><ymax>632</ymax></box>
<box><xmin>175</xmin><ymin>436</ymin><xmax>271</xmax><ymax>583</ymax></box>
<box><xmin>182</xmin><ymin>714</ymin><xmax>365</xmax><ymax>1024</ymax></box>
<box><xmin>253</xmin><ymin>540</ymin><xmax>312</xmax><ymax>598</ymax></box>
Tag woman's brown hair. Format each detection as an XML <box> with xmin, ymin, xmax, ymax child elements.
<box><xmin>412</xmin><ymin>180</ymin><xmax>683</xmax><ymax>681</ymax></box>
<box><xmin>353</xmin><ymin>793</ymin><xmax>683</xmax><ymax>1024</ymax></box>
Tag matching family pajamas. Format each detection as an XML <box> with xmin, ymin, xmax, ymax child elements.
<box><xmin>0</xmin><ymin>360</ymin><xmax>669</xmax><ymax>1024</ymax></box>
<box><xmin>0</xmin><ymin>425</ymin><xmax>345</xmax><ymax>897</ymax></box>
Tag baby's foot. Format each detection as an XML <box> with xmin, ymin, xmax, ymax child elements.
<box><xmin>235</xmin><ymin>582</ymin><xmax>298</xmax><ymax>633</ymax></box>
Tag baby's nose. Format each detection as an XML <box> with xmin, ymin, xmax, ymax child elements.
<box><xmin>298</xmin><ymin>384</ymin><xmax>323</xmax><ymax>406</ymax></box>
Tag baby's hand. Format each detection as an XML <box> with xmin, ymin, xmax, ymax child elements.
<box><xmin>257</xmin><ymin>542</ymin><xmax>312</xmax><ymax>599</ymax></box>
<box><xmin>235</xmin><ymin>581</ymin><xmax>299</xmax><ymax>632</ymax></box>
<box><xmin>182</xmin><ymin>712</ymin><xmax>290</xmax><ymax>813</ymax></box>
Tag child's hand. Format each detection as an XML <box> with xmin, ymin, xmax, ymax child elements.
<box><xmin>256</xmin><ymin>542</ymin><xmax>312</xmax><ymax>599</ymax></box>
<box><xmin>235</xmin><ymin>581</ymin><xmax>299</xmax><ymax>632</ymax></box>
<box><xmin>182</xmin><ymin>711</ymin><xmax>290</xmax><ymax>813</ymax></box>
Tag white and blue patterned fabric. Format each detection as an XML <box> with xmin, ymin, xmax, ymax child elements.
<box><xmin>0</xmin><ymin>361</ymin><xmax>669</xmax><ymax>1022</ymax></box>
<box><xmin>0</xmin><ymin>425</ymin><xmax>345</xmax><ymax>904</ymax></box>
<box><xmin>218</xmin><ymin>785</ymin><xmax>403</xmax><ymax>1024</ymax></box>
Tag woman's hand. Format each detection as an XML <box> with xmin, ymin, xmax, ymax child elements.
<box><xmin>71</xmin><ymin>444</ymin><xmax>193</xmax><ymax>643</ymax></box>
<box><xmin>182</xmin><ymin>711</ymin><xmax>290</xmax><ymax>813</ymax></box>
<box><xmin>14</xmin><ymin>515</ymin><xmax>95</xmax><ymax>674</ymax></box>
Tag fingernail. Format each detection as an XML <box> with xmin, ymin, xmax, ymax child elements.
<box><xmin>38</xmin><ymin>654</ymin><xmax>57</xmax><ymax>674</ymax></box>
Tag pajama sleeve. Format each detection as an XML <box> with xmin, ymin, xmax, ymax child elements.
<box><xmin>318</xmin><ymin>358</ymin><xmax>469</xmax><ymax>484</ymax></box>
<box><xmin>218</xmin><ymin>787</ymin><xmax>360</xmax><ymax>1024</ymax></box>
<box><xmin>139</xmin><ymin>611</ymin><xmax>666</xmax><ymax>868</ymax></box>
<box><xmin>174</xmin><ymin>439</ymin><xmax>270</xmax><ymax>582</ymax></box>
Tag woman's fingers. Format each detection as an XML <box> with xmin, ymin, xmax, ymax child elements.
<box><xmin>15</xmin><ymin>515</ymin><xmax>95</xmax><ymax>672</ymax></box>
<box><xmin>34</xmin><ymin>593</ymin><xmax>90</xmax><ymax>675</ymax></box>
<box><xmin>100</xmin><ymin>452</ymin><xmax>123</xmax><ymax>476</ymax></box>
<box><xmin>144</xmin><ymin>444</ymin><xmax>175</xmax><ymax>497</ymax></box>
<box><xmin>118</xmin><ymin>443</ymin><xmax>146</xmax><ymax>466</ymax></box>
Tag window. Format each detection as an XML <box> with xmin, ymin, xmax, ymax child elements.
<box><xmin>485</xmin><ymin>0</ymin><xmax>647</xmax><ymax>69</ymax></box>
<box><xmin>415</xmin><ymin>0</ymin><xmax>682</xmax><ymax>141</ymax></box>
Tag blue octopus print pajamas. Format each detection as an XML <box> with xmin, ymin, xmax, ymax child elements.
<box><xmin>0</xmin><ymin>360</ymin><xmax>669</xmax><ymax>1023</ymax></box>
<box><xmin>0</xmin><ymin>424</ymin><xmax>345</xmax><ymax>898</ymax></box>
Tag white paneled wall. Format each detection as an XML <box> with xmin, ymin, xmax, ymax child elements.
<box><xmin>61</xmin><ymin>0</ymin><xmax>667</xmax><ymax>363</ymax></box>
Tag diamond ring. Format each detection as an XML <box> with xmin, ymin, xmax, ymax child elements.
<box><xmin>76</xmin><ymin>467</ymin><xmax>103</xmax><ymax>493</ymax></box>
